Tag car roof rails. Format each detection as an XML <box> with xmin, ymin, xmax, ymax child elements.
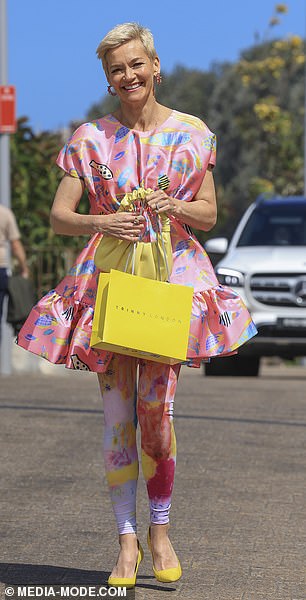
<box><xmin>255</xmin><ymin>194</ymin><xmax>306</xmax><ymax>205</ymax></box>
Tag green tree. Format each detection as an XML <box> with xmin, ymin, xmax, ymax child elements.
<box><xmin>11</xmin><ymin>118</ymin><xmax>62</xmax><ymax>246</ymax></box>
<box><xmin>10</xmin><ymin>118</ymin><xmax>90</xmax><ymax>294</ymax></box>
<box><xmin>236</xmin><ymin>35</ymin><xmax>304</xmax><ymax>197</ymax></box>
<box><xmin>11</xmin><ymin>117</ymin><xmax>88</xmax><ymax>250</ymax></box>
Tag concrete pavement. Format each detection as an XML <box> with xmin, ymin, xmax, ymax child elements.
<box><xmin>0</xmin><ymin>360</ymin><xmax>306</xmax><ymax>600</ymax></box>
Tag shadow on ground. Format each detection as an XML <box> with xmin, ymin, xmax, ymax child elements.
<box><xmin>0</xmin><ymin>563</ymin><xmax>107</xmax><ymax>585</ymax></box>
<box><xmin>0</xmin><ymin>563</ymin><xmax>177</xmax><ymax>595</ymax></box>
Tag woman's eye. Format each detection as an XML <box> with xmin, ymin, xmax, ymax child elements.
<box><xmin>133</xmin><ymin>62</ymin><xmax>144</xmax><ymax>67</ymax></box>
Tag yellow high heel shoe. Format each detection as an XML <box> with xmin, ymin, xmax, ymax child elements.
<box><xmin>147</xmin><ymin>528</ymin><xmax>182</xmax><ymax>583</ymax></box>
<box><xmin>108</xmin><ymin>540</ymin><xmax>144</xmax><ymax>589</ymax></box>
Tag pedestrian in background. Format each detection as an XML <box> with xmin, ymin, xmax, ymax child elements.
<box><xmin>0</xmin><ymin>204</ymin><xmax>29</xmax><ymax>343</ymax></box>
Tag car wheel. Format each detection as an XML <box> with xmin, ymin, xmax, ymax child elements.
<box><xmin>204</xmin><ymin>356</ymin><xmax>260</xmax><ymax>377</ymax></box>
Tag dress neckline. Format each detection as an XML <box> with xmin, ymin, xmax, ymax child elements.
<box><xmin>108</xmin><ymin>109</ymin><xmax>175</xmax><ymax>134</ymax></box>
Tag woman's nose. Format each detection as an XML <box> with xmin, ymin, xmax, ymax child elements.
<box><xmin>124</xmin><ymin>67</ymin><xmax>135</xmax><ymax>81</ymax></box>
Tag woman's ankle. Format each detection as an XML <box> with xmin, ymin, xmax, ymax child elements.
<box><xmin>118</xmin><ymin>532</ymin><xmax>138</xmax><ymax>548</ymax></box>
<box><xmin>150</xmin><ymin>523</ymin><xmax>170</xmax><ymax>539</ymax></box>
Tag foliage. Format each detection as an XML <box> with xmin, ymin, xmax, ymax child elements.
<box><xmin>11</xmin><ymin>118</ymin><xmax>61</xmax><ymax>246</ymax></box>
<box><xmin>206</xmin><ymin>34</ymin><xmax>305</xmax><ymax>239</ymax></box>
<box><xmin>10</xmin><ymin>118</ymin><xmax>91</xmax><ymax>291</ymax></box>
<box><xmin>10</xmin><ymin>117</ymin><xmax>88</xmax><ymax>251</ymax></box>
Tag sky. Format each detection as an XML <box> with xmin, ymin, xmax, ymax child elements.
<box><xmin>5</xmin><ymin>0</ymin><xmax>306</xmax><ymax>132</ymax></box>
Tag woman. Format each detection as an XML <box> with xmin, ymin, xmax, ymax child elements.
<box><xmin>17</xmin><ymin>23</ymin><xmax>257</xmax><ymax>587</ymax></box>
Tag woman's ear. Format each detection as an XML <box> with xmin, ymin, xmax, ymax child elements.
<box><xmin>153</xmin><ymin>55</ymin><xmax>160</xmax><ymax>73</ymax></box>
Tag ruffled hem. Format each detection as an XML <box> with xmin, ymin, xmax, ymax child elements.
<box><xmin>17</xmin><ymin>282</ymin><xmax>257</xmax><ymax>372</ymax></box>
<box><xmin>17</xmin><ymin>290</ymin><xmax>113</xmax><ymax>373</ymax></box>
<box><xmin>185</xmin><ymin>285</ymin><xmax>257</xmax><ymax>367</ymax></box>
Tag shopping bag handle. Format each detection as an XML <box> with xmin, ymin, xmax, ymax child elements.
<box><xmin>123</xmin><ymin>215</ymin><xmax>171</xmax><ymax>282</ymax></box>
<box><xmin>156</xmin><ymin>214</ymin><xmax>171</xmax><ymax>282</ymax></box>
<box><xmin>119</xmin><ymin>187</ymin><xmax>171</xmax><ymax>281</ymax></box>
<box><xmin>124</xmin><ymin>241</ymin><xmax>137</xmax><ymax>275</ymax></box>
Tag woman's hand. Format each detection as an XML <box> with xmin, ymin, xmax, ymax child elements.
<box><xmin>50</xmin><ymin>174</ymin><xmax>146</xmax><ymax>239</ymax></box>
<box><xmin>146</xmin><ymin>190</ymin><xmax>178</xmax><ymax>215</ymax></box>
<box><xmin>93</xmin><ymin>212</ymin><xmax>146</xmax><ymax>242</ymax></box>
<box><xmin>147</xmin><ymin>170</ymin><xmax>217</xmax><ymax>232</ymax></box>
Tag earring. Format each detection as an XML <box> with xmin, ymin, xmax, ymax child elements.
<box><xmin>107</xmin><ymin>85</ymin><xmax>117</xmax><ymax>96</ymax></box>
<box><xmin>154</xmin><ymin>73</ymin><xmax>162</xmax><ymax>85</ymax></box>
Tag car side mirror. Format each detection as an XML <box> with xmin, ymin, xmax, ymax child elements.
<box><xmin>204</xmin><ymin>237</ymin><xmax>229</xmax><ymax>254</ymax></box>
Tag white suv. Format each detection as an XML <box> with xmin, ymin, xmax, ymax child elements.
<box><xmin>204</xmin><ymin>196</ymin><xmax>306</xmax><ymax>376</ymax></box>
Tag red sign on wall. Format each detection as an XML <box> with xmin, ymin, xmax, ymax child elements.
<box><xmin>0</xmin><ymin>85</ymin><xmax>16</xmax><ymax>134</ymax></box>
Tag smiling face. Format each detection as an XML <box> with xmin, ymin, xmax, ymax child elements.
<box><xmin>106</xmin><ymin>39</ymin><xmax>160</xmax><ymax>105</ymax></box>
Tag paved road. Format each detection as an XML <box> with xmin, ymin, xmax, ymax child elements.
<box><xmin>0</xmin><ymin>362</ymin><xmax>306</xmax><ymax>600</ymax></box>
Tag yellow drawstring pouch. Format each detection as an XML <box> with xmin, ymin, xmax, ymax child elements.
<box><xmin>94</xmin><ymin>188</ymin><xmax>173</xmax><ymax>281</ymax></box>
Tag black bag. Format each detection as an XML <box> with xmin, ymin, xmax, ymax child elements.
<box><xmin>7</xmin><ymin>275</ymin><xmax>36</xmax><ymax>334</ymax></box>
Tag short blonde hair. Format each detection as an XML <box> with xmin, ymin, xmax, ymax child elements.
<box><xmin>96</xmin><ymin>22</ymin><xmax>157</xmax><ymax>77</ymax></box>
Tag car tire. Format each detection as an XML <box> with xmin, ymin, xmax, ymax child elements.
<box><xmin>204</xmin><ymin>356</ymin><xmax>260</xmax><ymax>377</ymax></box>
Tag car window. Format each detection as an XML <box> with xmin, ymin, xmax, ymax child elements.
<box><xmin>237</xmin><ymin>204</ymin><xmax>306</xmax><ymax>246</ymax></box>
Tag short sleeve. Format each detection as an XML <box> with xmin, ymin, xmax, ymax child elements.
<box><xmin>6</xmin><ymin>209</ymin><xmax>20</xmax><ymax>241</ymax></box>
<box><xmin>202</xmin><ymin>129</ymin><xmax>217</xmax><ymax>169</ymax></box>
<box><xmin>56</xmin><ymin>125</ymin><xmax>89</xmax><ymax>179</ymax></box>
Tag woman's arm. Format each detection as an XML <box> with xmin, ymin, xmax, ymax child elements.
<box><xmin>50</xmin><ymin>174</ymin><xmax>145</xmax><ymax>241</ymax></box>
<box><xmin>146</xmin><ymin>168</ymin><xmax>217</xmax><ymax>232</ymax></box>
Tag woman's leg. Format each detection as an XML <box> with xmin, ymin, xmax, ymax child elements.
<box><xmin>138</xmin><ymin>360</ymin><xmax>181</xmax><ymax>570</ymax></box>
<box><xmin>97</xmin><ymin>354</ymin><xmax>139</xmax><ymax>578</ymax></box>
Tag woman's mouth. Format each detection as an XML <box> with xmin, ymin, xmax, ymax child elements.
<box><xmin>122</xmin><ymin>82</ymin><xmax>143</xmax><ymax>92</ymax></box>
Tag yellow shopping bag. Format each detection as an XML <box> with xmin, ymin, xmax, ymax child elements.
<box><xmin>90</xmin><ymin>269</ymin><xmax>193</xmax><ymax>364</ymax></box>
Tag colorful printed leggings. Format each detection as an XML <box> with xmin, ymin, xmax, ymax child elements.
<box><xmin>97</xmin><ymin>354</ymin><xmax>181</xmax><ymax>534</ymax></box>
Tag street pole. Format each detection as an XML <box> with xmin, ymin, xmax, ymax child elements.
<box><xmin>0</xmin><ymin>0</ymin><xmax>13</xmax><ymax>375</ymax></box>
<box><xmin>303</xmin><ymin>0</ymin><xmax>306</xmax><ymax>195</ymax></box>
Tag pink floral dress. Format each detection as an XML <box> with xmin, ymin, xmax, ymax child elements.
<box><xmin>17</xmin><ymin>110</ymin><xmax>257</xmax><ymax>371</ymax></box>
